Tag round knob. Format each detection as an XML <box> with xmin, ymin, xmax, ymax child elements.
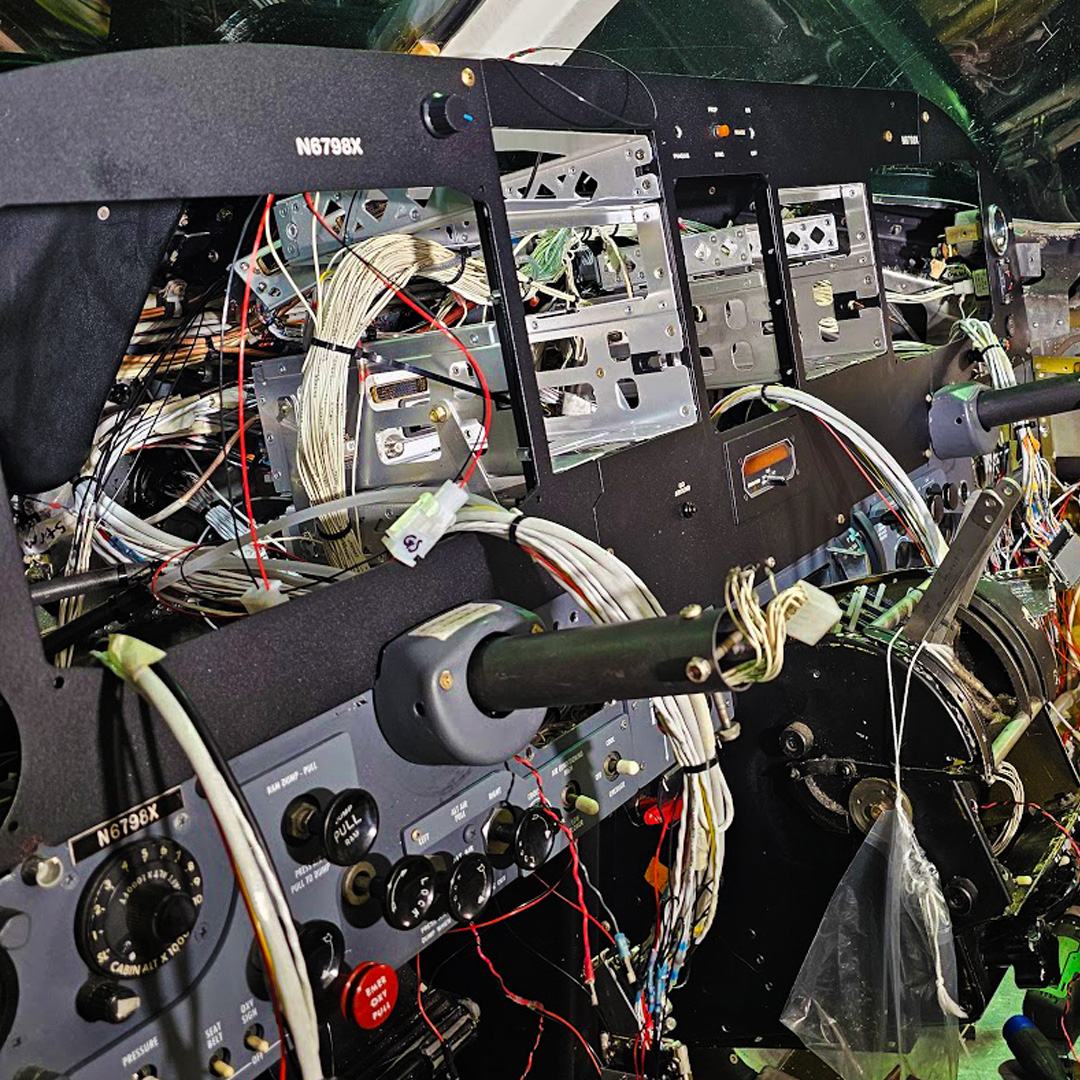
<box><xmin>369</xmin><ymin>856</ymin><xmax>437</xmax><ymax>930</ymax></box>
<box><xmin>128</xmin><ymin>883</ymin><xmax>198</xmax><ymax>950</ymax></box>
<box><xmin>488</xmin><ymin>806</ymin><xmax>557</xmax><ymax>871</ymax></box>
<box><xmin>77</xmin><ymin>838</ymin><xmax>203</xmax><ymax>978</ymax></box>
<box><xmin>446</xmin><ymin>854</ymin><xmax>494</xmax><ymax>923</ymax></box>
<box><xmin>317</xmin><ymin>789</ymin><xmax>379</xmax><ymax>867</ymax></box>
<box><xmin>421</xmin><ymin>92</ymin><xmax>475</xmax><ymax>139</ymax></box>
<box><xmin>76</xmin><ymin>978</ymin><xmax>141</xmax><ymax>1024</ymax></box>
<box><xmin>942</xmin><ymin>482</ymin><xmax>960</xmax><ymax>512</ymax></box>
<box><xmin>298</xmin><ymin>920</ymin><xmax>345</xmax><ymax>997</ymax></box>
<box><xmin>340</xmin><ymin>962</ymin><xmax>399</xmax><ymax>1029</ymax></box>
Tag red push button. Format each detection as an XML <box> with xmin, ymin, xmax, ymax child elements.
<box><xmin>340</xmin><ymin>962</ymin><xmax>399</xmax><ymax>1030</ymax></box>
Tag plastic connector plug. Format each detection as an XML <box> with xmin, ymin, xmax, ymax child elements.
<box><xmin>384</xmin><ymin>481</ymin><xmax>469</xmax><ymax>567</ymax></box>
<box><xmin>240</xmin><ymin>580</ymin><xmax>289</xmax><ymax>613</ymax></box>
<box><xmin>786</xmin><ymin>581</ymin><xmax>842</xmax><ymax>645</ymax></box>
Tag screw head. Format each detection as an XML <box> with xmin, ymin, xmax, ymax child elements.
<box><xmin>921</xmin><ymin>110</ymin><xmax>931</xmax><ymax>123</ymax></box>
<box><xmin>836</xmin><ymin>513</ymin><xmax>846</xmax><ymax>525</ymax></box>
<box><xmin>96</xmin><ymin>205</ymin><xmax>110</xmax><ymax>221</ymax></box>
<box><xmin>429</xmin><ymin>404</ymin><xmax>449</xmax><ymax>424</ymax></box>
<box><xmin>595</xmin><ymin>367</ymin><xmax>605</xmax><ymax>378</ymax></box>
<box><xmin>438</xmin><ymin>669</ymin><xmax>454</xmax><ymax>691</ymax></box>
<box><xmin>883</xmin><ymin>129</ymin><xmax>894</xmax><ymax>143</ymax></box>
<box><xmin>680</xmin><ymin>603</ymin><xmax>703</xmax><ymax>620</ymax></box>
<box><xmin>411</xmin><ymin>827</ymin><xmax>423</xmax><ymax>842</ymax></box>
<box><xmin>685</xmin><ymin>656</ymin><xmax>711</xmax><ymax>683</ymax></box>
<box><xmin>461</xmin><ymin>67</ymin><xmax>476</xmax><ymax>87</ymax></box>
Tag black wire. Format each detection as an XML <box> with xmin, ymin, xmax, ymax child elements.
<box><xmin>153</xmin><ymin>664</ymin><xmax>282</xmax><ymax>891</ymax></box>
<box><xmin>500</xmin><ymin>46</ymin><xmax>660</xmax><ymax>130</ymax></box>
<box><xmin>219</xmin><ymin>197</ymin><xmax>264</xmax><ymax>587</ymax></box>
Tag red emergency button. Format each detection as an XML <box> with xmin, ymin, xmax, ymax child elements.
<box><xmin>340</xmin><ymin>962</ymin><xmax>399</xmax><ymax>1029</ymax></box>
<box><xmin>713</xmin><ymin>123</ymin><xmax>730</xmax><ymax>137</ymax></box>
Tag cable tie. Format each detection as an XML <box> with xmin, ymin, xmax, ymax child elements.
<box><xmin>681</xmin><ymin>755</ymin><xmax>720</xmax><ymax>774</ymax></box>
<box><xmin>507</xmin><ymin>515</ymin><xmax>532</xmax><ymax>546</ymax></box>
<box><xmin>316</xmin><ymin>519</ymin><xmax>354</xmax><ymax>541</ymax></box>
<box><xmin>310</xmin><ymin>336</ymin><xmax>358</xmax><ymax>358</ymax></box>
<box><xmin>758</xmin><ymin>385</ymin><xmax>774</xmax><ymax>405</ymax></box>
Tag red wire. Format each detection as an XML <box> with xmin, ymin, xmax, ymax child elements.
<box><xmin>520</xmin><ymin>1014</ymin><xmax>544</xmax><ymax>1079</ymax></box>
<box><xmin>652</xmin><ymin>815</ymin><xmax>671</xmax><ymax>943</ymax></box>
<box><xmin>301</xmin><ymin>191</ymin><xmax>492</xmax><ymax>487</ymax></box>
<box><xmin>236</xmin><ymin>195</ymin><xmax>275</xmax><ymax>590</ymax></box>
<box><xmin>470</xmin><ymin>927</ymin><xmax>602</xmax><ymax>1075</ymax></box>
<box><xmin>520</xmin><ymin>544</ymin><xmax>596</xmax><ymax>616</ymax></box>
<box><xmin>815</xmin><ymin>417</ymin><xmax>930</xmax><ymax>565</ymax></box>
<box><xmin>537</xmin><ymin>875</ymin><xmax>617</xmax><ymax>946</ymax></box>
<box><xmin>981</xmin><ymin>800</ymin><xmax>1080</xmax><ymax>863</ymax></box>
<box><xmin>415</xmin><ymin>954</ymin><xmax>449</xmax><ymax>1050</ymax></box>
<box><xmin>450</xmin><ymin>871</ymin><xmax>565</xmax><ymax>932</ymax></box>
<box><xmin>513</xmin><ymin>755</ymin><xmax>595</xmax><ymax>989</ymax></box>
<box><xmin>208</xmin><ymin>812</ymin><xmax>288</xmax><ymax>1080</ymax></box>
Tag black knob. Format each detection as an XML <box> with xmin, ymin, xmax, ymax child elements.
<box><xmin>285</xmin><ymin>788</ymin><xmax>379</xmax><ymax>866</ymax></box>
<box><xmin>488</xmin><ymin>806</ymin><xmax>557</xmax><ymax>871</ymax></box>
<box><xmin>298</xmin><ymin>920</ymin><xmax>345</xmax><ymax>998</ymax></box>
<box><xmin>127</xmin><ymin>883</ymin><xmax>198</xmax><ymax>950</ymax></box>
<box><xmin>421</xmin><ymin>92</ymin><xmax>475</xmax><ymax>139</ymax></box>
<box><xmin>369</xmin><ymin>856</ymin><xmax>437</xmax><ymax>930</ymax></box>
<box><xmin>317</xmin><ymin>789</ymin><xmax>379</xmax><ymax>867</ymax></box>
<box><xmin>942</xmin><ymin>482</ymin><xmax>960</xmax><ymax>511</ymax></box>
<box><xmin>446</xmin><ymin>853</ymin><xmax>495</xmax><ymax>923</ymax></box>
<box><xmin>76</xmin><ymin>978</ymin><xmax>140</xmax><ymax>1024</ymax></box>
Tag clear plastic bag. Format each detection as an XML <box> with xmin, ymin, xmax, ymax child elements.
<box><xmin>781</xmin><ymin>805</ymin><xmax>964</xmax><ymax>1080</ymax></box>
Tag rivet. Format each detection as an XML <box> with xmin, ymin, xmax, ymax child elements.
<box><xmin>438</xmin><ymin>669</ymin><xmax>454</xmax><ymax>691</ymax></box>
<box><xmin>461</xmin><ymin>67</ymin><xmax>476</xmax><ymax>87</ymax></box>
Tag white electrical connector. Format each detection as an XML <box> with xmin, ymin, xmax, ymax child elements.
<box><xmin>240</xmin><ymin>579</ymin><xmax>289</xmax><ymax>613</ymax></box>
<box><xmin>785</xmin><ymin>581</ymin><xmax>842</xmax><ymax>645</ymax></box>
<box><xmin>384</xmin><ymin>481</ymin><xmax>469</xmax><ymax>567</ymax></box>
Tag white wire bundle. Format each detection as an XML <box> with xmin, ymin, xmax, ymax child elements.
<box><xmin>55</xmin><ymin>389</ymin><xmax>241</xmax><ymax>657</ymax></box>
<box><xmin>444</xmin><ymin>501</ymin><xmax>731</xmax><ymax>1025</ymax></box>
<box><xmin>960</xmin><ymin>318</ymin><xmax>1058</xmax><ymax>555</ymax></box>
<box><xmin>722</xmin><ymin>567</ymin><xmax>807</xmax><ymax>689</ymax></box>
<box><xmin>47</xmin><ymin>387</ymin><xmax>358</xmax><ymax>632</ymax></box>
<box><xmin>296</xmin><ymin>231</ymin><xmax>490</xmax><ymax>568</ymax></box>
<box><xmin>100</xmin><ymin>636</ymin><xmax>323</xmax><ymax>1080</ymax></box>
<box><xmin>712</xmin><ymin>385</ymin><xmax>948</xmax><ymax>564</ymax></box>
<box><xmin>884</xmin><ymin>283</ymin><xmax>958</xmax><ymax>306</ymax></box>
<box><xmin>989</xmin><ymin>761</ymin><xmax>1025</xmax><ymax>856</ymax></box>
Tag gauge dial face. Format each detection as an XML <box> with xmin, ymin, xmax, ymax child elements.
<box><xmin>76</xmin><ymin>837</ymin><xmax>203</xmax><ymax>978</ymax></box>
